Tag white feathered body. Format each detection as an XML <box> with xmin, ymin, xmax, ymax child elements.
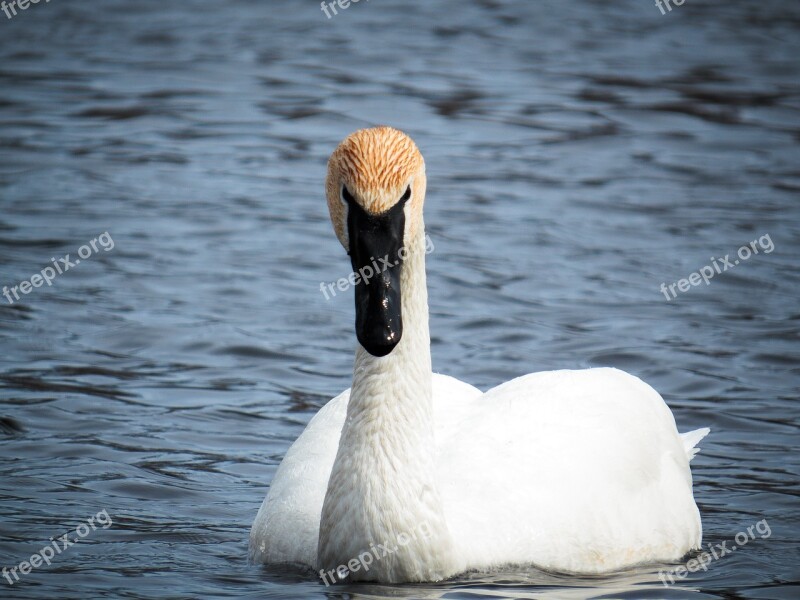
<box><xmin>250</xmin><ymin>367</ymin><xmax>707</xmax><ymax>576</ymax></box>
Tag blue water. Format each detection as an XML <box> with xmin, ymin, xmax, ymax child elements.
<box><xmin>0</xmin><ymin>0</ymin><xmax>798</xmax><ymax>598</ymax></box>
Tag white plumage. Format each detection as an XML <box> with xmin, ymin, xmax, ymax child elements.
<box><xmin>249</xmin><ymin>126</ymin><xmax>708</xmax><ymax>582</ymax></box>
<box><xmin>250</xmin><ymin>370</ymin><xmax>708</xmax><ymax>576</ymax></box>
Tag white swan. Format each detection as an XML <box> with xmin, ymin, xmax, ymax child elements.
<box><xmin>249</xmin><ymin>126</ymin><xmax>709</xmax><ymax>583</ymax></box>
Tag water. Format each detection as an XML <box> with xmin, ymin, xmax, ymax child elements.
<box><xmin>0</xmin><ymin>0</ymin><xmax>798</xmax><ymax>598</ymax></box>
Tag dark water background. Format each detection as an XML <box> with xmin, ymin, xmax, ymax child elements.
<box><xmin>1</xmin><ymin>0</ymin><xmax>798</xmax><ymax>598</ymax></box>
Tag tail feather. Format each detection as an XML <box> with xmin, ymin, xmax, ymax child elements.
<box><xmin>681</xmin><ymin>427</ymin><xmax>710</xmax><ymax>461</ymax></box>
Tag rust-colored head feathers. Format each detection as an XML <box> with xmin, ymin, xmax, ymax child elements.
<box><xmin>326</xmin><ymin>126</ymin><xmax>426</xmax><ymax>248</ymax></box>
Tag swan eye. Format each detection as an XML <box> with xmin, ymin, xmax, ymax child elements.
<box><xmin>401</xmin><ymin>186</ymin><xmax>411</xmax><ymax>202</ymax></box>
<box><xmin>342</xmin><ymin>185</ymin><xmax>356</xmax><ymax>205</ymax></box>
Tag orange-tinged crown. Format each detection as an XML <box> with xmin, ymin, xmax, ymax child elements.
<box><xmin>326</xmin><ymin>126</ymin><xmax>427</xmax><ymax>248</ymax></box>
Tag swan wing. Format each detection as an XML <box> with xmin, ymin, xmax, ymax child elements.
<box><xmin>436</xmin><ymin>367</ymin><xmax>706</xmax><ymax>574</ymax></box>
<box><xmin>681</xmin><ymin>426</ymin><xmax>710</xmax><ymax>460</ymax></box>
<box><xmin>249</xmin><ymin>389</ymin><xmax>349</xmax><ymax>567</ymax></box>
<box><xmin>432</xmin><ymin>373</ymin><xmax>483</xmax><ymax>440</ymax></box>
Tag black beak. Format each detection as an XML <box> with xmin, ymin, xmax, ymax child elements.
<box><xmin>347</xmin><ymin>198</ymin><xmax>406</xmax><ymax>357</ymax></box>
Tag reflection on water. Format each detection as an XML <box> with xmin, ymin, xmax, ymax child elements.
<box><xmin>0</xmin><ymin>0</ymin><xmax>798</xmax><ymax>598</ymax></box>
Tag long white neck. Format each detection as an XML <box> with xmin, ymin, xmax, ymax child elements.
<box><xmin>318</xmin><ymin>221</ymin><xmax>457</xmax><ymax>583</ymax></box>
<box><xmin>348</xmin><ymin>223</ymin><xmax>433</xmax><ymax>444</ymax></box>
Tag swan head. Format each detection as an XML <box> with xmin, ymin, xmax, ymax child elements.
<box><xmin>326</xmin><ymin>126</ymin><xmax>427</xmax><ymax>357</ymax></box>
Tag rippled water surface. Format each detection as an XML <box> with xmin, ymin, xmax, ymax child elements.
<box><xmin>1</xmin><ymin>1</ymin><xmax>799</xmax><ymax>598</ymax></box>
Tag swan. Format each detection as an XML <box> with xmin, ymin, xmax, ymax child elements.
<box><xmin>249</xmin><ymin>126</ymin><xmax>709</xmax><ymax>583</ymax></box>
